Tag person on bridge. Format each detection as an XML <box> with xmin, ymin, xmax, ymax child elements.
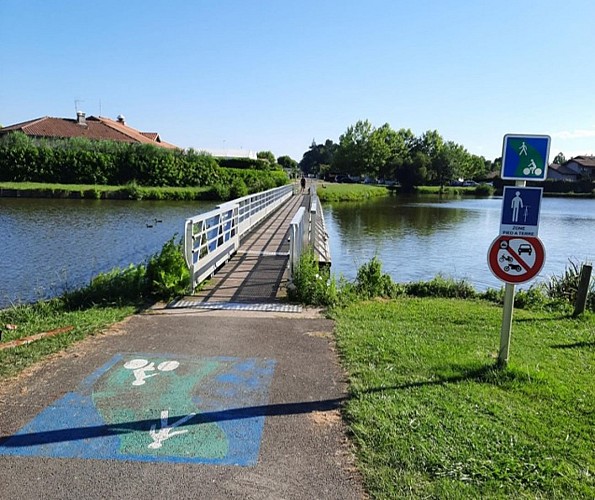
<box><xmin>300</xmin><ymin>175</ymin><xmax>306</xmax><ymax>193</ymax></box>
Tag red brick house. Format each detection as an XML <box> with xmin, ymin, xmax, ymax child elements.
<box><xmin>0</xmin><ymin>113</ymin><xmax>178</xmax><ymax>149</ymax></box>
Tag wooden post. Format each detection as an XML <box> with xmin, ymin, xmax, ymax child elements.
<box><xmin>573</xmin><ymin>264</ymin><xmax>593</xmax><ymax>317</ymax></box>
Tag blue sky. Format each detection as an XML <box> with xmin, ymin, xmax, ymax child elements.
<box><xmin>2</xmin><ymin>0</ymin><xmax>594</xmax><ymax>162</ymax></box>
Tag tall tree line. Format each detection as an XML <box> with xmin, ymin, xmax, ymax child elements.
<box><xmin>299</xmin><ymin>120</ymin><xmax>494</xmax><ymax>189</ymax></box>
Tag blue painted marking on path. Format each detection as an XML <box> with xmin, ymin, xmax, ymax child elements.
<box><xmin>0</xmin><ymin>354</ymin><xmax>276</xmax><ymax>465</ymax></box>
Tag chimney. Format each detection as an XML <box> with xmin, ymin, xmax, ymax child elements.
<box><xmin>76</xmin><ymin>111</ymin><xmax>86</xmax><ymax>126</ymax></box>
<box><xmin>117</xmin><ymin>114</ymin><xmax>126</xmax><ymax>125</ymax></box>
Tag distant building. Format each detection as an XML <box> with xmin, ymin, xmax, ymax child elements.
<box><xmin>547</xmin><ymin>163</ymin><xmax>581</xmax><ymax>181</ymax></box>
<box><xmin>202</xmin><ymin>149</ymin><xmax>258</xmax><ymax>160</ymax></box>
<box><xmin>0</xmin><ymin>113</ymin><xmax>178</xmax><ymax>149</ymax></box>
<box><xmin>548</xmin><ymin>156</ymin><xmax>595</xmax><ymax>181</ymax></box>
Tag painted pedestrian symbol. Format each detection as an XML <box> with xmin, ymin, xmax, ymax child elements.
<box><xmin>123</xmin><ymin>358</ymin><xmax>180</xmax><ymax>386</ymax></box>
<box><xmin>519</xmin><ymin>141</ymin><xmax>528</xmax><ymax>155</ymax></box>
<box><xmin>149</xmin><ymin>410</ymin><xmax>197</xmax><ymax>449</ymax></box>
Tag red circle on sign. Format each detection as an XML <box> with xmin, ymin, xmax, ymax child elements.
<box><xmin>487</xmin><ymin>235</ymin><xmax>546</xmax><ymax>284</ymax></box>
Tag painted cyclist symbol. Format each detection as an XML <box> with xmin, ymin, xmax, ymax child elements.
<box><xmin>123</xmin><ymin>358</ymin><xmax>180</xmax><ymax>386</ymax></box>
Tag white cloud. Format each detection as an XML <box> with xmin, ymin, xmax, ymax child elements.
<box><xmin>550</xmin><ymin>129</ymin><xmax>595</xmax><ymax>140</ymax></box>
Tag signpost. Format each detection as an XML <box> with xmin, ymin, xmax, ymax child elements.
<box><xmin>490</xmin><ymin>133</ymin><xmax>550</xmax><ymax>367</ymax></box>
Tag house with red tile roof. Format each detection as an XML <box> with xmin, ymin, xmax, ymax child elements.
<box><xmin>0</xmin><ymin>113</ymin><xmax>178</xmax><ymax>149</ymax></box>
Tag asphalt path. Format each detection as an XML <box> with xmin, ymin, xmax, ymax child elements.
<box><xmin>0</xmin><ymin>308</ymin><xmax>366</xmax><ymax>499</ymax></box>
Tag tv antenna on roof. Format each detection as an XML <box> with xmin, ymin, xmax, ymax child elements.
<box><xmin>74</xmin><ymin>99</ymin><xmax>84</xmax><ymax>113</ymax></box>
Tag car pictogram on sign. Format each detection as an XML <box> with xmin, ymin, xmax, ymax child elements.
<box><xmin>487</xmin><ymin>236</ymin><xmax>546</xmax><ymax>284</ymax></box>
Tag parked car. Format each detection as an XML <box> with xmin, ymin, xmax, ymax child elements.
<box><xmin>462</xmin><ymin>180</ymin><xmax>479</xmax><ymax>187</ymax></box>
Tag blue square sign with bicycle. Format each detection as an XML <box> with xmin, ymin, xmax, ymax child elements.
<box><xmin>501</xmin><ymin>134</ymin><xmax>550</xmax><ymax>181</ymax></box>
<box><xmin>500</xmin><ymin>186</ymin><xmax>543</xmax><ymax>237</ymax></box>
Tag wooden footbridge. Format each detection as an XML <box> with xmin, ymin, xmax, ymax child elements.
<box><xmin>170</xmin><ymin>184</ymin><xmax>330</xmax><ymax>312</ymax></box>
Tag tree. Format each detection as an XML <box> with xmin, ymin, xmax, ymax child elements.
<box><xmin>394</xmin><ymin>151</ymin><xmax>429</xmax><ymax>191</ymax></box>
<box><xmin>257</xmin><ymin>151</ymin><xmax>276</xmax><ymax>164</ymax></box>
<box><xmin>277</xmin><ymin>155</ymin><xmax>298</xmax><ymax>170</ymax></box>
<box><xmin>299</xmin><ymin>140</ymin><xmax>337</xmax><ymax>176</ymax></box>
<box><xmin>332</xmin><ymin>120</ymin><xmax>376</xmax><ymax>177</ymax></box>
<box><xmin>553</xmin><ymin>152</ymin><xmax>566</xmax><ymax>165</ymax></box>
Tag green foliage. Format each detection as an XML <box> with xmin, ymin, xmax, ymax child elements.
<box><xmin>256</xmin><ymin>150</ymin><xmax>276</xmax><ymax>164</ymax></box>
<box><xmin>64</xmin><ymin>264</ymin><xmax>148</xmax><ymax>308</ymax></box>
<box><xmin>473</xmin><ymin>183</ymin><xmax>495</xmax><ymax>196</ymax></box>
<box><xmin>404</xmin><ymin>275</ymin><xmax>478</xmax><ymax>299</ymax></box>
<box><xmin>354</xmin><ymin>256</ymin><xmax>401</xmax><ymax>299</ymax></box>
<box><xmin>146</xmin><ymin>237</ymin><xmax>190</xmax><ymax>299</ymax></box>
<box><xmin>543</xmin><ymin>259</ymin><xmax>595</xmax><ymax>311</ymax></box>
<box><xmin>0</xmin><ymin>135</ymin><xmax>218</xmax><ymax>187</ymax></box>
<box><xmin>217</xmin><ymin>157</ymin><xmax>269</xmax><ymax>170</ymax></box>
<box><xmin>316</xmin><ymin>183</ymin><xmax>388</xmax><ymax>202</ymax></box>
<box><xmin>287</xmin><ymin>250</ymin><xmax>339</xmax><ymax>306</ymax></box>
<box><xmin>230</xmin><ymin>177</ymin><xmax>248</xmax><ymax>198</ymax></box>
<box><xmin>276</xmin><ymin>155</ymin><xmax>298</xmax><ymax>171</ymax></box>
<box><xmin>299</xmin><ymin>139</ymin><xmax>338</xmax><ymax>177</ymax></box>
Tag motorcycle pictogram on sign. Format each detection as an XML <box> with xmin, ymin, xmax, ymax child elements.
<box><xmin>487</xmin><ymin>235</ymin><xmax>546</xmax><ymax>284</ymax></box>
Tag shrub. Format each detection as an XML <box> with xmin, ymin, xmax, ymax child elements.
<box><xmin>64</xmin><ymin>264</ymin><xmax>148</xmax><ymax>308</ymax></box>
<box><xmin>474</xmin><ymin>183</ymin><xmax>495</xmax><ymax>196</ymax></box>
<box><xmin>145</xmin><ymin>237</ymin><xmax>190</xmax><ymax>299</ymax></box>
<box><xmin>355</xmin><ymin>257</ymin><xmax>401</xmax><ymax>299</ymax></box>
<box><xmin>405</xmin><ymin>275</ymin><xmax>477</xmax><ymax>299</ymax></box>
<box><xmin>287</xmin><ymin>250</ymin><xmax>339</xmax><ymax>306</ymax></box>
<box><xmin>230</xmin><ymin>177</ymin><xmax>248</xmax><ymax>199</ymax></box>
<box><xmin>543</xmin><ymin>259</ymin><xmax>594</xmax><ymax>312</ymax></box>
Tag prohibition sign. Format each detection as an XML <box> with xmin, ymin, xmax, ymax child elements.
<box><xmin>488</xmin><ymin>235</ymin><xmax>545</xmax><ymax>284</ymax></box>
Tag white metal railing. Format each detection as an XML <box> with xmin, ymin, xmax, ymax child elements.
<box><xmin>289</xmin><ymin>207</ymin><xmax>308</xmax><ymax>277</ymax></box>
<box><xmin>184</xmin><ymin>184</ymin><xmax>293</xmax><ymax>290</ymax></box>
<box><xmin>288</xmin><ymin>186</ymin><xmax>330</xmax><ymax>278</ymax></box>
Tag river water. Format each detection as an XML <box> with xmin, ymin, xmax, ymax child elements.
<box><xmin>0</xmin><ymin>198</ymin><xmax>214</xmax><ymax>308</ymax></box>
<box><xmin>1</xmin><ymin>195</ymin><xmax>593</xmax><ymax>308</ymax></box>
<box><xmin>324</xmin><ymin>194</ymin><xmax>594</xmax><ymax>291</ymax></box>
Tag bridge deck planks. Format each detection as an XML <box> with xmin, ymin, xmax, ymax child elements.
<box><xmin>177</xmin><ymin>193</ymin><xmax>307</xmax><ymax>307</ymax></box>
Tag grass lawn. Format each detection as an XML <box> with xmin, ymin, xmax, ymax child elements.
<box><xmin>317</xmin><ymin>182</ymin><xmax>390</xmax><ymax>202</ymax></box>
<box><xmin>332</xmin><ymin>297</ymin><xmax>594</xmax><ymax>499</ymax></box>
<box><xmin>0</xmin><ymin>302</ymin><xmax>136</xmax><ymax>379</ymax></box>
<box><xmin>0</xmin><ymin>181</ymin><xmax>212</xmax><ymax>200</ymax></box>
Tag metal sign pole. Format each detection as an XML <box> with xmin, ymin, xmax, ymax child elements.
<box><xmin>497</xmin><ymin>179</ymin><xmax>526</xmax><ymax>368</ymax></box>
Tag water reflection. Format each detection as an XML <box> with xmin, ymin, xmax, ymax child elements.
<box><xmin>325</xmin><ymin>195</ymin><xmax>595</xmax><ymax>291</ymax></box>
<box><xmin>0</xmin><ymin>198</ymin><xmax>213</xmax><ymax>308</ymax></box>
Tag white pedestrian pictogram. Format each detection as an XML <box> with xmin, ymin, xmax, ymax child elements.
<box><xmin>149</xmin><ymin>410</ymin><xmax>197</xmax><ymax>449</ymax></box>
<box><xmin>123</xmin><ymin>358</ymin><xmax>180</xmax><ymax>386</ymax></box>
<box><xmin>519</xmin><ymin>142</ymin><xmax>528</xmax><ymax>155</ymax></box>
<box><xmin>511</xmin><ymin>191</ymin><xmax>524</xmax><ymax>222</ymax></box>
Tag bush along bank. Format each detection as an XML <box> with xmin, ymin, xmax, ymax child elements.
<box><xmin>289</xmin><ymin>250</ymin><xmax>595</xmax><ymax>313</ymax></box>
<box><xmin>0</xmin><ymin>133</ymin><xmax>289</xmax><ymax>201</ymax></box>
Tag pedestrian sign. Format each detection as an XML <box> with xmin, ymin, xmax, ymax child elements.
<box><xmin>487</xmin><ymin>235</ymin><xmax>546</xmax><ymax>284</ymax></box>
<box><xmin>500</xmin><ymin>186</ymin><xmax>543</xmax><ymax>237</ymax></box>
<box><xmin>501</xmin><ymin>134</ymin><xmax>551</xmax><ymax>181</ymax></box>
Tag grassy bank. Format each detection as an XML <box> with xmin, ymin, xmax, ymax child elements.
<box><xmin>316</xmin><ymin>182</ymin><xmax>390</xmax><ymax>202</ymax></box>
<box><xmin>0</xmin><ymin>181</ymin><xmax>214</xmax><ymax>201</ymax></box>
<box><xmin>332</xmin><ymin>298</ymin><xmax>594</xmax><ymax>498</ymax></box>
<box><xmin>0</xmin><ymin>300</ymin><xmax>136</xmax><ymax>379</ymax></box>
